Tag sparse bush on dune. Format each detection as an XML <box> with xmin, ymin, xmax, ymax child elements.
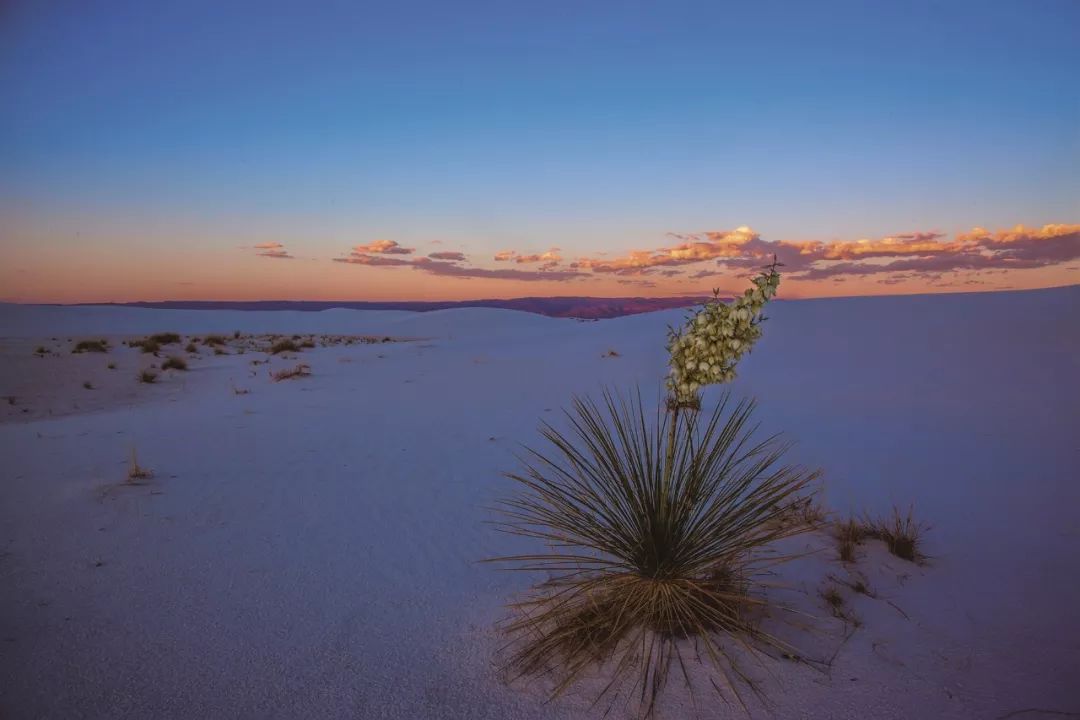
<box><xmin>130</xmin><ymin>338</ymin><xmax>160</xmax><ymax>354</ymax></box>
<box><xmin>148</xmin><ymin>332</ymin><xmax>181</xmax><ymax>345</ymax></box>
<box><xmin>185</xmin><ymin>342</ymin><xmax>198</xmax><ymax>353</ymax></box>
<box><xmin>162</xmin><ymin>356</ymin><xmax>187</xmax><ymax>371</ymax></box>
<box><xmin>73</xmin><ymin>339</ymin><xmax>109</xmax><ymax>354</ymax></box>
<box><xmin>865</xmin><ymin>506</ymin><xmax>929</xmax><ymax>563</ymax></box>
<box><xmin>492</xmin><ymin>261</ymin><xmax>835</xmax><ymax>714</ymax></box>
<box><xmin>270</xmin><ymin>363</ymin><xmax>310</xmax><ymax>381</ymax></box>
<box><xmin>34</xmin><ymin>346</ymin><xmax>49</xmax><ymax>357</ymax></box>
<box><xmin>138</xmin><ymin>370</ymin><xmax>158</xmax><ymax>384</ymax></box>
<box><xmin>203</xmin><ymin>334</ymin><xmax>228</xmax><ymax>346</ymax></box>
<box><xmin>270</xmin><ymin>338</ymin><xmax>301</xmax><ymax>354</ymax></box>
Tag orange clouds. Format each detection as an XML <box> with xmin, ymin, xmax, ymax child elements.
<box><xmin>245</xmin><ymin>242</ymin><xmax>294</xmax><ymax>259</ymax></box>
<box><xmin>327</xmin><ymin>222</ymin><xmax>1077</xmax><ymax>294</ymax></box>
<box><xmin>352</xmin><ymin>239</ymin><xmax>414</xmax><ymax>255</ymax></box>
<box><xmin>495</xmin><ymin>248</ymin><xmax>563</xmax><ymax>264</ymax></box>
<box><xmin>567</xmin><ymin>224</ymin><xmax>1080</xmax><ymax>283</ymax></box>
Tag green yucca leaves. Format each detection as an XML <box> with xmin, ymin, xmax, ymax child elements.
<box><xmin>492</xmin><ymin>388</ymin><xmax>820</xmax><ymax>716</ymax></box>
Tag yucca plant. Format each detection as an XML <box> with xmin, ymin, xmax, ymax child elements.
<box><xmin>492</xmin><ymin>389</ymin><xmax>820</xmax><ymax>715</ymax></box>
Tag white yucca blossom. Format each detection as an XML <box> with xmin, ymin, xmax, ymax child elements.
<box><xmin>667</xmin><ymin>262</ymin><xmax>781</xmax><ymax>407</ymax></box>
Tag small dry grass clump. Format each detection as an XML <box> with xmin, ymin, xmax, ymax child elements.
<box><xmin>130</xmin><ymin>338</ymin><xmax>161</xmax><ymax>354</ymax></box>
<box><xmin>138</xmin><ymin>370</ymin><xmax>158</xmax><ymax>384</ymax></box>
<box><xmin>34</xmin><ymin>346</ymin><xmax>50</xmax><ymax>357</ymax></box>
<box><xmin>270</xmin><ymin>338</ymin><xmax>301</xmax><ymax>354</ymax></box>
<box><xmin>300</xmin><ymin>338</ymin><xmax>316</xmax><ymax>349</ymax></box>
<box><xmin>83</xmin><ymin>381</ymin><xmax>93</xmax><ymax>390</ymax></box>
<box><xmin>492</xmin><ymin>391</ymin><xmax>819</xmax><ymax>715</ymax></box>
<box><xmin>162</xmin><ymin>356</ymin><xmax>188</xmax><ymax>371</ymax></box>
<box><xmin>270</xmin><ymin>363</ymin><xmax>311</xmax><ymax>381</ymax></box>
<box><xmin>867</xmin><ymin>506</ymin><xmax>928</xmax><ymax>563</ymax></box>
<box><xmin>835</xmin><ymin>516</ymin><xmax>868</xmax><ymax>563</ymax></box>
<box><xmin>127</xmin><ymin>448</ymin><xmax>152</xmax><ymax>483</ymax></box>
<box><xmin>72</xmin><ymin>339</ymin><xmax>109</xmax><ymax>354</ymax></box>
<box><xmin>107</xmin><ymin>362</ymin><xmax>117</xmax><ymax>370</ymax></box>
<box><xmin>185</xmin><ymin>342</ymin><xmax>198</xmax><ymax>353</ymax></box>
<box><xmin>148</xmin><ymin>332</ymin><xmax>181</xmax><ymax>345</ymax></box>
<box><xmin>202</xmin><ymin>334</ymin><xmax>228</xmax><ymax>346</ymax></box>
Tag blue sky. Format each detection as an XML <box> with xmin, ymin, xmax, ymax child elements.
<box><xmin>1</xmin><ymin>0</ymin><xmax>1077</xmax><ymax>301</ymax></box>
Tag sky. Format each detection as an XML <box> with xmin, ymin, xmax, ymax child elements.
<box><xmin>1</xmin><ymin>0</ymin><xmax>1077</xmax><ymax>303</ymax></box>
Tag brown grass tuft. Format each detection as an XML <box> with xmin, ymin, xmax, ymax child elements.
<box><xmin>127</xmin><ymin>448</ymin><xmax>153</xmax><ymax>483</ymax></box>
<box><xmin>72</xmin><ymin>339</ymin><xmax>109</xmax><ymax>354</ymax></box>
<box><xmin>270</xmin><ymin>338</ymin><xmax>301</xmax><ymax>354</ymax></box>
<box><xmin>867</xmin><ymin>506</ymin><xmax>928</xmax><ymax>563</ymax></box>
<box><xmin>138</xmin><ymin>370</ymin><xmax>158</xmax><ymax>384</ymax></box>
<box><xmin>270</xmin><ymin>363</ymin><xmax>311</xmax><ymax>381</ymax></box>
<box><xmin>162</xmin><ymin>356</ymin><xmax>188</xmax><ymax>371</ymax></box>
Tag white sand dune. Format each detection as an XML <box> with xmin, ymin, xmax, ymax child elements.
<box><xmin>1</xmin><ymin>285</ymin><xmax>1078</xmax><ymax>719</ymax></box>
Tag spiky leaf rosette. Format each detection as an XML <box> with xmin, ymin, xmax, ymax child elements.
<box><xmin>492</xmin><ymin>389</ymin><xmax>820</xmax><ymax>716</ymax></box>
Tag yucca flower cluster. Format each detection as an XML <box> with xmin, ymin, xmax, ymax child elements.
<box><xmin>667</xmin><ymin>262</ymin><xmax>780</xmax><ymax>407</ymax></box>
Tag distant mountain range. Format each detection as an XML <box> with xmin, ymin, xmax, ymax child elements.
<box><xmin>85</xmin><ymin>296</ymin><xmax>712</xmax><ymax>319</ymax></box>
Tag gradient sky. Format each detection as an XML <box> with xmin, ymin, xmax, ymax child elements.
<box><xmin>1</xmin><ymin>0</ymin><xmax>1077</xmax><ymax>302</ymax></box>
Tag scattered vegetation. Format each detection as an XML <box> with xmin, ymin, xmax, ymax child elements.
<box><xmin>130</xmin><ymin>338</ymin><xmax>161</xmax><ymax>354</ymax></box>
<box><xmin>161</xmin><ymin>356</ymin><xmax>188</xmax><ymax>371</ymax></box>
<box><xmin>83</xmin><ymin>381</ymin><xmax>93</xmax><ymax>390</ymax></box>
<box><xmin>601</xmin><ymin>349</ymin><xmax>620</xmax><ymax>357</ymax></box>
<box><xmin>270</xmin><ymin>338</ymin><xmax>301</xmax><ymax>354</ymax></box>
<box><xmin>72</xmin><ymin>339</ymin><xmax>109</xmax><ymax>354</ymax></box>
<box><xmin>127</xmin><ymin>447</ymin><xmax>152</xmax><ymax>482</ymax></box>
<box><xmin>299</xmin><ymin>339</ymin><xmax>316</xmax><ymax>349</ymax></box>
<box><xmin>148</xmin><ymin>332</ymin><xmax>181</xmax><ymax>345</ymax></box>
<box><xmin>867</xmin><ymin>506</ymin><xmax>929</xmax><ymax>563</ymax></box>
<box><xmin>185</xmin><ymin>342</ymin><xmax>198</xmax><ymax>353</ymax></box>
<box><xmin>34</xmin><ymin>346</ymin><xmax>49</xmax><ymax>357</ymax></box>
<box><xmin>213</xmin><ymin>347</ymin><xmax>228</xmax><ymax>356</ymax></box>
<box><xmin>107</xmin><ymin>362</ymin><xmax>117</xmax><ymax>370</ymax></box>
<box><xmin>233</xmin><ymin>330</ymin><xmax>241</xmax><ymax>339</ymax></box>
<box><xmin>835</xmin><ymin>516</ymin><xmax>868</xmax><ymax>563</ymax></box>
<box><xmin>270</xmin><ymin>363</ymin><xmax>311</xmax><ymax>381</ymax></box>
<box><xmin>138</xmin><ymin>370</ymin><xmax>158</xmax><ymax>384</ymax></box>
<box><xmin>202</xmin><ymin>334</ymin><xmax>228</xmax><ymax>346</ymax></box>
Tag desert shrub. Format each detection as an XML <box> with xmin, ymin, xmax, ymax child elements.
<box><xmin>34</xmin><ymin>346</ymin><xmax>49</xmax><ymax>356</ymax></box>
<box><xmin>213</xmin><ymin>347</ymin><xmax>228</xmax><ymax>356</ymax></box>
<box><xmin>270</xmin><ymin>363</ymin><xmax>311</xmax><ymax>381</ymax></box>
<box><xmin>492</xmin><ymin>390</ymin><xmax>819</xmax><ymax>714</ymax></box>
<box><xmin>835</xmin><ymin>517</ymin><xmax>868</xmax><ymax>563</ymax></box>
<box><xmin>73</xmin><ymin>339</ymin><xmax>109</xmax><ymax>353</ymax></box>
<box><xmin>162</xmin><ymin>356</ymin><xmax>188</xmax><ymax>371</ymax></box>
<box><xmin>270</xmin><ymin>338</ymin><xmax>300</xmax><ymax>354</ymax></box>
<box><xmin>185</xmin><ymin>342</ymin><xmax>198</xmax><ymax>353</ymax></box>
<box><xmin>82</xmin><ymin>381</ymin><xmax>93</xmax><ymax>389</ymax></box>
<box><xmin>107</xmin><ymin>362</ymin><xmax>117</xmax><ymax>370</ymax></box>
<box><xmin>867</xmin><ymin>506</ymin><xmax>928</xmax><ymax>563</ymax></box>
<box><xmin>127</xmin><ymin>448</ymin><xmax>152</xmax><ymax>482</ymax></box>
<box><xmin>233</xmin><ymin>330</ymin><xmax>241</xmax><ymax>339</ymax></box>
<box><xmin>138</xmin><ymin>370</ymin><xmax>158</xmax><ymax>384</ymax></box>
<box><xmin>130</xmin><ymin>338</ymin><xmax>160</xmax><ymax>354</ymax></box>
<box><xmin>203</xmin><ymin>334</ymin><xmax>227</xmax><ymax>346</ymax></box>
<box><xmin>299</xmin><ymin>339</ymin><xmax>316</xmax><ymax>348</ymax></box>
<box><xmin>148</xmin><ymin>332</ymin><xmax>181</xmax><ymax>345</ymax></box>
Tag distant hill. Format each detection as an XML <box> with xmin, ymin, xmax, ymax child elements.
<box><xmin>81</xmin><ymin>296</ymin><xmax>712</xmax><ymax>319</ymax></box>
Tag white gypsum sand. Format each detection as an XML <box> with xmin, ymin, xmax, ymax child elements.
<box><xmin>0</xmin><ymin>285</ymin><xmax>1077</xmax><ymax>719</ymax></box>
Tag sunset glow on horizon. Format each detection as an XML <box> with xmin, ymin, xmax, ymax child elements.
<box><xmin>2</xmin><ymin>1</ymin><xmax>1077</xmax><ymax>304</ymax></box>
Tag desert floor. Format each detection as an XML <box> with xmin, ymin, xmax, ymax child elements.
<box><xmin>1</xmin><ymin>286</ymin><xmax>1078</xmax><ymax>719</ymax></box>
